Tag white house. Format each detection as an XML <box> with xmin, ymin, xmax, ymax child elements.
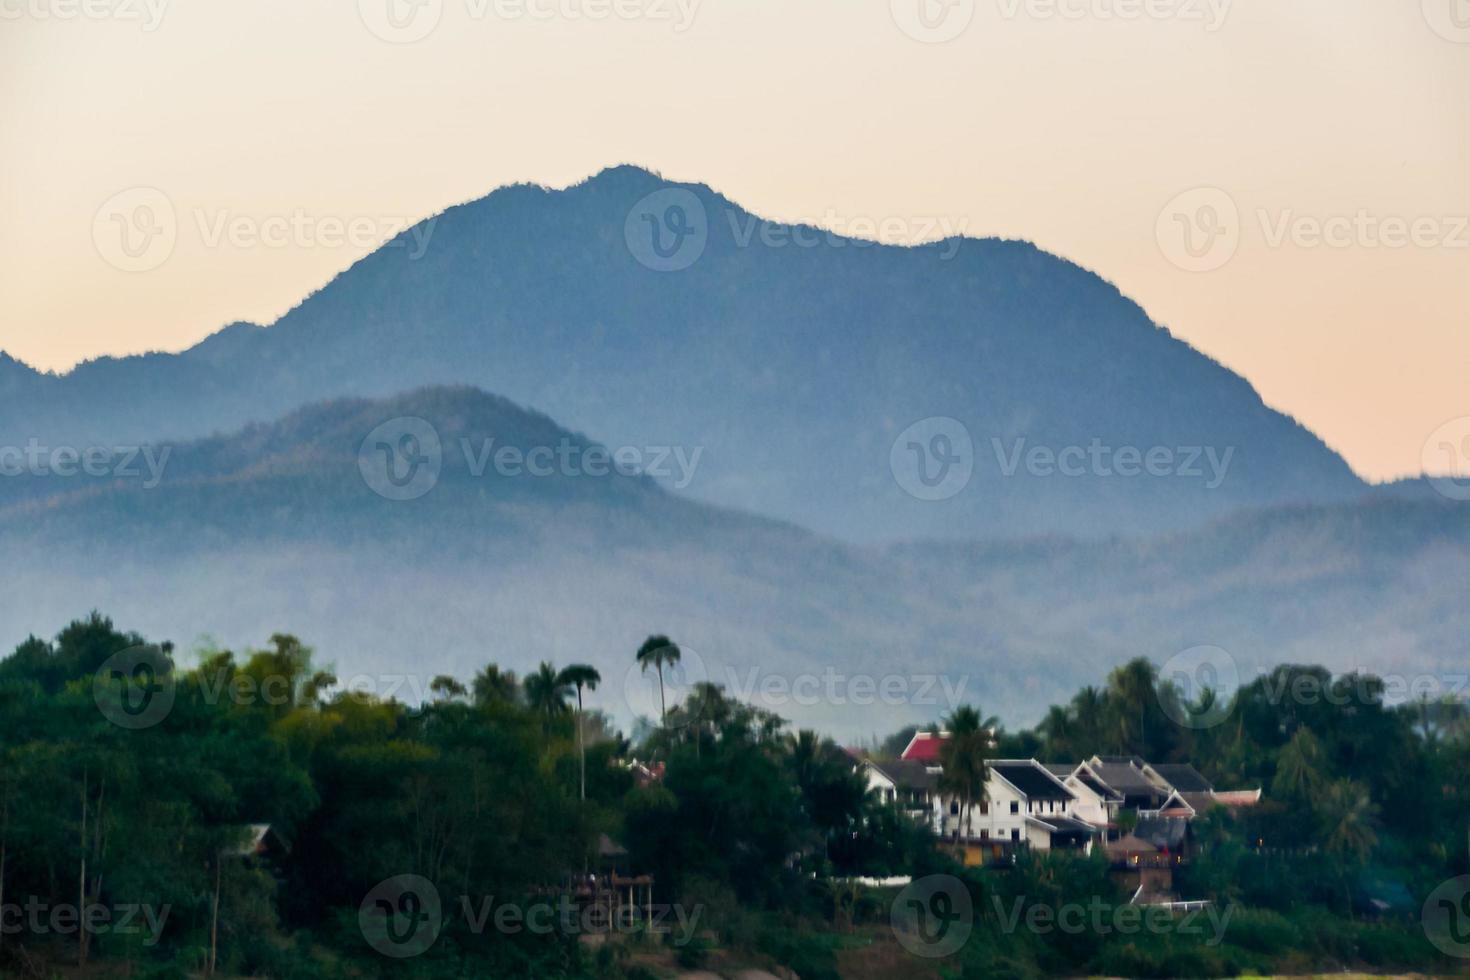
<box><xmin>1046</xmin><ymin>763</ymin><xmax>1123</xmax><ymax>837</ymax></box>
<box><xmin>862</xmin><ymin>739</ymin><xmax>1259</xmax><ymax>867</ymax></box>
<box><xmin>939</xmin><ymin>759</ymin><xmax>1097</xmax><ymax>862</ymax></box>
<box><xmin>860</xmin><ymin>758</ymin><xmax>941</xmax><ymax>833</ymax></box>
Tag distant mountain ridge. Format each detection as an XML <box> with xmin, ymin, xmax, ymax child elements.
<box><xmin>5</xmin><ymin>165</ymin><xmax>1370</xmax><ymax>541</ymax></box>
<box><xmin>0</xmin><ymin>386</ymin><xmax>1465</xmax><ymax>735</ymax></box>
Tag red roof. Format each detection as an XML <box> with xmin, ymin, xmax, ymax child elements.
<box><xmin>900</xmin><ymin>731</ymin><xmax>949</xmax><ymax>763</ymax></box>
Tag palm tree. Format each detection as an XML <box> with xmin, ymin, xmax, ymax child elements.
<box><xmin>635</xmin><ymin>635</ymin><xmax>681</xmax><ymax>727</ymax></box>
<box><xmin>1038</xmin><ymin>705</ymin><xmax>1075</xmax><ymax>760</ymax></box>
<box><xmin>1319</xmin><ymin>779</ymin><xmax>1379</xmax><ymax>914</ymax></box>
<box><xmin>1106</xmin><ymin>658</ymin><xmax>1158</xmax><ymax>755</ymax></box>
<box><xmin>1272</xmin><ymin>727</ymin><xmax>1325</xmax><ymax>801</ymax></box>
<box><xmin>1071</xmin><ymin>686</ymin><xmax>1109</xmax><ymax>748</ymax></box>
<box><xmin>939</xmin><ymin>705</ymin><xmax>998</xmax><ymax>846</ymax></box>
<box><xmin>524</xmin><ymin>662</ymin><xmax>571</xmax><ymax>731</ymax></box>
<box><xmin>683</xmin><ymin>681</ymin><xmax>731</xmax><ymax>756</ymax></box>
<box><xmin>557</xmin><ymin>664</ymin><xmax>602</xmax><ymax>801</ymax></box>
<box><xmin>429</xmin><ymin>675</ymin><xmax>467</xmax><ymax>701</ymax></box>
<box><xmin>472</xmin><ymin>665</ymin><xmax>520</xmax><ymax>706</ymax></box>
<box><xmin>1320</xmin><ymin>779</ymin><xmax>1378</xmax><ymax>861</ymax></box>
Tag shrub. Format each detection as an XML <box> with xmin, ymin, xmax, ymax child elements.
<box><xmin>1354</xmin><ymin>923</ymin><xmax>1434</xmax><ymax>968</ymax></box>
<box><xmin>1218</xmin><ymin>907</ymin><xmax>1301</xmax><ymax>954</ymax></box>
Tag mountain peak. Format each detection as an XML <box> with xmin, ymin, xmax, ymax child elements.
<box><xmin>0</xmin><ymin>170</ymin><xmax>1367</xmax><ymax>540</ymax></box>
<box><xmin>0</xmin><ymin>351</ymin><xmax>43</xmax><ymax>391</ymax></box>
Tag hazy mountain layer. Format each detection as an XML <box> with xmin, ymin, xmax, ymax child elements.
<box><xmin>2</xmin><ymin>387</ymin><xmax>1463</xmax><ymax>736</ymax></box>
<box><xmin>1</xmin><ymin>166</ymin><xmax>1368</xmax><ymax>541</ymax></box>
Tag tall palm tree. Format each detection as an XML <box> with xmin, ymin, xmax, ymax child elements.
<box><xmin>472</xmin><ymin>664</ymin><xmax>520</xmax><ymax>706</ymax></box>
<box><xmin>684</xmin><ymin>681</ymin><xmax>732</xmax><ymax>755</ymax></box>
<box><xmin>1272</xmin><ymin>727</ymin><xmax>1326</xmax><ymax>801</ymax></box>
<box><xmin>1071</xmin><ymin>686</ymin><xmax>1109</xmax><ymax>749</ymax></box>
<box><xmin>1038</xmin><ymin>705</ymin><xmax>1075</xmax><ymax>760</ymax></box>
<box><xmin>557</xmin><ymin>664</ymin><xmax>601</xmax><ymax>801</ymax></box>
<box><xmin>1320</xmin><ymin>780</ymin><xmax>1379</xmax><ymax>861</ymax></box>
<box><xmin>429</xmin><ymin>675</ymin><xmax>468</xmax><ymax>701</ymax></box>
<box><xmin>1319</xmin><ymin>779</ymin><xmax>1380</xmax><ymax>914</ymax></box>
<box><xmin>524</xmin><ymin>662</ymin><xmax>571</xmax><ymax>732</ymax></box>
<box><xmin>1106</xmin><ymin>658</ymin><xmax>1158</xmax><ymax>755</ymax></box>
<box><xmin>635</xmin><ymin>635</ymin><xmax>681</xmax><ymax>727</ymax></box>
<box><xmin>939</xmin><ymin>705</ymin><xmax>998</xmax><ymax>846</ymax></box>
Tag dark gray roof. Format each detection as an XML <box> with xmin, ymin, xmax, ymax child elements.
<box><xmin>1134</xmin><ymin>815</ymin><xmax>1189</xmax><ymax>850</ymax></box>
<box><xmin>990</xmin><ymin>761</ymin><xmax>1072</xmax><ymax>801</ymax></box>
<box><xmin>1075</xmin><ymin>771</ymin><xmax>1124</xmax><ymax>802</ymax></box>
<box><xmin>1150</xmin><ymin>764</ymin><xmax>1213</xmax><ymax>793</ymax></box>
<box><xmin>1177</xmin><ymin>791</ymin><xmax>1217</xmax><ymax>813</ymax></box>
<box><xmin>1051</xmin><ymin>815</ymin><xmax>1098</xmax><ymax>835</ymax></box>
<box><xmin>868</xmin><ymin>759</ymin><xmax>938</xmax><ymax>793</ymax></box>
<box><xmin>1043</xmin><ymin>763</ymin><xmax>1076</xmax><ymax>777</ymax></box>
<box><xmin>1087</xmin><ymin>761</ymin><xmax>1158</xmax><ymax>795</ymax></box>
<box><xmin>1030</xmin><ymin>814</ymin><xmax>1098</xmax><ymax>835</ymax></box>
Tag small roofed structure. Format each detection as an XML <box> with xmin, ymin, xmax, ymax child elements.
<box><xmin>625</xmin><ymin>759</ymin><xmax>665</xmax><ymax>787</ymax></box>
<box><xmin>1134</xmin><ymin>815</ymin><xmax>1190</xmax><ymax>855</ymax></box>
<box><xmin>899</xmin><ymin>731</ymin><xmax>950</xmax><ymax>764</ymax></box>
<box><xmin>1084</xmin><ymin>757</ymin><xmax>1170</xmax><ymax>810</ymax></box>
<box><xmin>1211</xmin><ymin>788</ymin><xmax>1262</xmax><ymax>808</ymax></box>
<box><xmin>227</xmin><ymin>823</ymin><xmax>289</xmax><ymax>859</ymax></box>
<box><xmin>1106</xmin><ymin>832</ymin><xmax>1157</xmax><ymax>861</ymax></box>
<box><xmin>1025</xmin><ymin>814</ymin><xmax>1096</xmax><ymax>850</ymax></box>
<box><xmin>862</xmin><ymin>758</ymin><xmax>941</xmax><ymax>832</ymax></box>
<box><xmin>1145</xmin><ymin>763</ymin><xmax>1213</xmax><ymax>793</ymax></box>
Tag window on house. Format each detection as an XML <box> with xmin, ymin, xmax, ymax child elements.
<box><xmin>980</xmin><ymin>802</ymin><xmax>989</xmax><ymax>815</ymax></box>
<box><xmin>1011</xmin><ymin>828</ymin><xmax>1020</xmax><ymax>842</ymax></box>
<box><xmin>980</xmin><ymin>829</ymin><xmax>989</xmax><ymax>840</ymax></box>
<box><xmin>1010</xmin><ymin>801</ymin><xmax>1019</xmax><ymax>814</ymax></box>
<box><xmin>950</xmin><ymin>801</ymin><xmax>959</xmax><ymax>815</ymax></box>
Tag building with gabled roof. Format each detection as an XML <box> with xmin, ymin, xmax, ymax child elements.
<box><xmin>860</xmin><ymin>758</ymin><xmax>941</xmax><ymax>832</ymax></box>
<box><xmin>860</xmin><ymin>745</ymin><xmax>1258</xmax><ymax>869</ymax></box>
<box><xmin>941</xmin><ymin>759</ymin><xmax>1098</xmax><ymax>863</ymax></box>
<box><xmin>1145</xmin><ymin>762</ymin><xmax>1213</xmax><ymax>794</ymax></box>
<box><xmin>1082</xmin><ymin>756</ymin><xmax>1170</xmax><ymax>809</ymax></box>
<box><xmin>899</xmin><ymin>730</ymin><xmax>950</xmax><ymax>763</ymax></box>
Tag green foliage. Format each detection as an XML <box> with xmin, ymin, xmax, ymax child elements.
<box><xmin>1</xmin><ymin>615</ymin><xmax>1464</xmax><ymax>978</ymax></box>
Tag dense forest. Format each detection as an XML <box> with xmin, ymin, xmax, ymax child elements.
<box><xmin>0</xmin><ymin>613</ymin><xmax>1466</xmax><ymax>978</ymax></box>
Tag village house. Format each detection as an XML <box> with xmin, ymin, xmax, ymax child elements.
<box><xmin>1045</xmin><ymin>762</ymin><xmax>1123</xmax><ymax>836</ymax></box>
<box><xmin>861</xmin><ymin>733</ymin><xmax>1261</xmax><ymax>873</ymax></box>
<box><xmin>859</xmin><ymin>758</ymin><xmax>941</xmax><ymax>831</ymax></box>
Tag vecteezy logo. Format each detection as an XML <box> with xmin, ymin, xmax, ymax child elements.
<box><xmin>1423</xmin><ymin>0</ymin><xmax>1470</xmax><ymax>42</ymax></box>
<box><xmin>624</xmin><ymin>188</ymin><xmax>709</xmax><ymax>272</ymax></box>
<box><xmin>94</xmin><ymin>646</ymin><xmax>176</xmax><ymax>730</ymax></box>
<box><xmin>359</xmin><ymin>875</ymin><xmax>442</xmax><ymax>958</ymax></box>
<box><xmin>1158</xmin><ymin>645</ymin><xmax>1239</xmax><ymax>730</ymax></box>
<box><xmin>890</xmin><ymin>0</ymin><xmax>975</xmax><ymax>43</ymax></box>
<box><xmin>890</xmin><ymin>417</ymin><xmax>974</xmax><ymax>501</ymax></box>
<box><xmin>1423</xmin><ymin>417</ymin><xmax>1470</xmax><ymax>501</ymax></box>
<box><xmin>1155</xmin><ymin>186</ymin><xmax>1240</xmax><ymax>272</ymax></box>
<box><xmin>358</xmin><ymin>0</ymin><xmax>443</xmax><ymax>43</ymax></box>
<box><xmin>892</xmin><ymin>875</ymin><xmax>972</xmax><ymax>957</ymax></box>
<box><xmin>92</xmin><ymin>187</ymin><xmax>177</xmax><ymax>272</ymax></box>
<box><xmin>358</xmin><ymin>417</ymin><xmax>443</xmax><ymax>501</ymax></box>
<box><xmin>1424</xmin><ymin>876</ymin><xmax>1470</xmax><ymax>957</ymax></box>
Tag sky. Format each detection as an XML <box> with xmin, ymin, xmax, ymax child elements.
<box><xmin>2</xmin><ymin>0</ymin><xmax>1467</xmax><ymax>482</ymax></box>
